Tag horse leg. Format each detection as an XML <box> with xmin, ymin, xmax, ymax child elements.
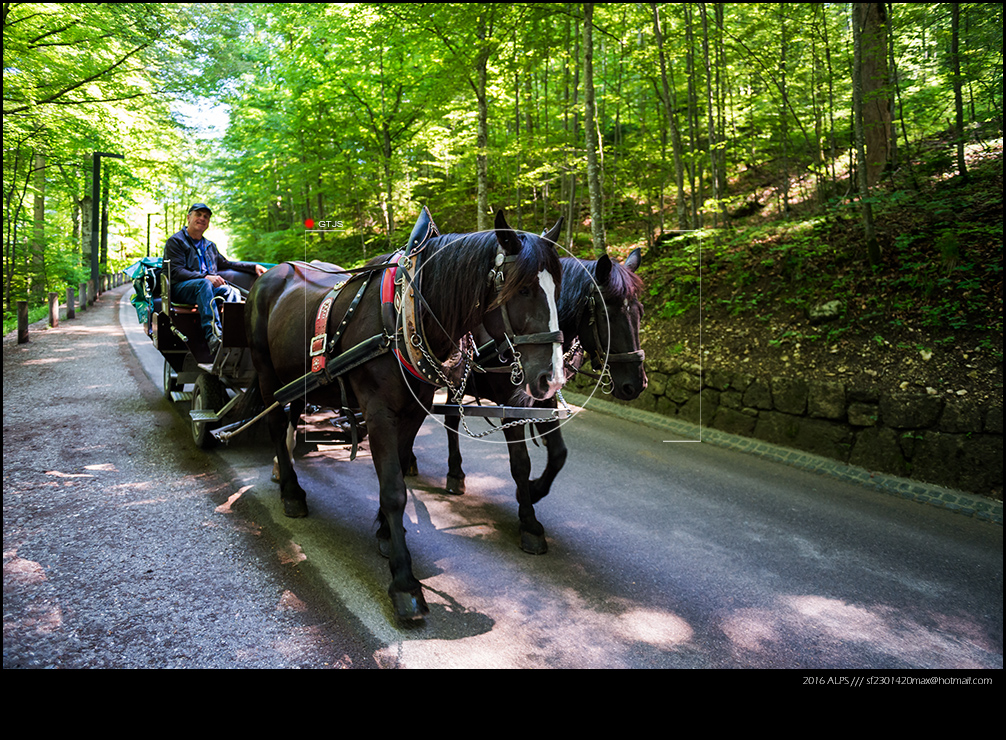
<box><xmin>271</xmin><ymin>415</ymin><xmax>299</xmax><ymax>482</ymax></box>
<box><xmin>369</xmin><ymin>409</ymin><xmax>429</xmax><ymax>620</ymax></box>
<box><xmin>504</xmin><ymin>425</ymin><xmax>548</xmax><ymax>555</ymax></box>
<box><xmin>528</xmin><ymin>419</ymin><xmax>567</xmax><ymax>504</ymax></box>
<box><xmin>269</xmin><ymin>398</ymin><xmax>308</xmax><ymax>518</ymax></box>
<box><xmin>404</xmin><ymin>451</ymin><xmax>419</xmax><ymax>477</ymax></box>
<box><xmin>444</xmin><ymin>413</ymin><xmax>466</xmax><ymax>495</ymax></box>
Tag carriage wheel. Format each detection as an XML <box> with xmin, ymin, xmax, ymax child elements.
<box><xmin>163</xmin><ymin>358</ymin><xmax>178</xmax><ymax>399</ymax></box>
<box><xmin>191</xmin><ymin>373</ymin><xmax>225</xmax><ymax>449</ymax></box>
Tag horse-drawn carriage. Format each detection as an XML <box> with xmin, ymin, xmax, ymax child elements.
<box><xmin>128</xmin><ymin>207</ymin><xmax>646</xmax><ymax>621</ymax></box>
<box><xmin>128</xmin><ymin>254</ymin><xmax>326</xmax><ymax>450</ymax></box>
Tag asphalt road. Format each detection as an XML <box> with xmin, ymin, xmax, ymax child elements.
<box><xmin>4</xmin><ymin>284</ymin><xmax>1002</xmax><ymax>670</ymax></box>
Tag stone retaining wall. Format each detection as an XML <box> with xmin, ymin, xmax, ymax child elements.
<box><xmin>571</xmin><ymin>360</ymin><xmax>1003</xmax><ymax>500</ymax></box>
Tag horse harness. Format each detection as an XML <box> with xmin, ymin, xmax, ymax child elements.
<box><xmin>562</xmin><ymin>284</ymin><xmax>646</xmax><ymax>394</ymax></box>
<box><xmin>271</xmin><ymin>208</ymin><xmax>564</xmax><ymax>451</ymax></box>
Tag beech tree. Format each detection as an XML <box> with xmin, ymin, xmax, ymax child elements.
<box><xmin>4</xmin><ymin>3</ymin><xmax>1001</xmax><ymax>321</ymax></box>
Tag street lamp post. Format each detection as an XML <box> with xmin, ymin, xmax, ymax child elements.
<box><xmin>90</xmin><ymin>152</ymin><xmax>124</xmax><ymax>294</ymax></box>
<box><xmin>146</xmin><ymin>212</ymin><xmax>161</xmax><ymax>257</ymax></box>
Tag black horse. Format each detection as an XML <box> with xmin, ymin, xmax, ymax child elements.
<box><xmin>246</xmin><ymin>208</ymin><xmax>565</xmax><ymax>620</ymax></box>
<box><xmin>435</xmin><ymin>248</ymin><xmax>646</xmax><ymax>555</ymax></box>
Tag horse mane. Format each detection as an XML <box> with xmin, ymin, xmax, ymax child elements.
<box><xmin>558</xmin><ymin>256</ymin><xmax>643</xmax><ymax>325</ymax></box>
<box><xmin>419</xmin><ymin>229</ymin><xmax>561</xmax><ymax>338</ymax></box>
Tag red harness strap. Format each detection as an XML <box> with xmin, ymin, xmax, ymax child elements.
<box><xmin>380</xmin><ymin>259</ymin><xmax>430</xmax><ymax>383</ymax></box>
<box><xmin>310</xmin><ymin>292</ymin><xmax>338</xmax><ymax>374</ymax></box>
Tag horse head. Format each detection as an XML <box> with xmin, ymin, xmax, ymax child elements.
<box><xmin>567</xmin><ymin>248</ymin><xmax>647</xmax><ymax>401</ymax></box>
<box><xmin>482</xmin><ymin>209</ymin><xmax>565</xmax><ymax>401</ymax></box>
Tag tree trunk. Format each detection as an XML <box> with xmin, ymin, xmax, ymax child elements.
<box><xmin>780</xmin><ymin>3</ymin><xmax>790</xmax><ymax>219</ymax></box>
<box><xmin>853</xmin><ymin>2</ymin><xmax>881</xmax><ymax>264</ymax></box>
<box><xmin>699</xmin><ymin>3</ymin><xmax>720</xmax><ymax>227</ymax></box>
<box><xmin>855</xmin><ymin>3</ymin><xmax>892</xmax><ymax>187</ymax></box>
<box><xmin>650</xmin><ymin>2</ymin><xmax>687</xmax><ymax>231</ymax></box>
<box><xmin>32</xmin><ymin>151</ymin><xmax>46</xmax><ymax>305</ymax></box>
<box><xmin>684</xmin><ymin>3</ymin><xmax>699</xmax><ymax>227</ymax></box>
<box><xmin>565</xmin><ymin>5</ymin><xmax>580</xmax><ymax>249</ymax></box>
<box><xmin>476</xmin><ymin>12</ymin><xmax>491</xmax><ymax>232</ymax></box>
<box><xmin>583</xmin><ymin>3</ymin><xmax>605</xmax><ymax>255</ymax></box>
<box><xmin>950</xmin><ymin>3</ymin><xmax>968</xmax><ymax>181</ymax></box>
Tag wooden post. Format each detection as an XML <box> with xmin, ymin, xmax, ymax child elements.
<box><xmin>79</xmin><ymin>282</ymin><xmax>88</xmax><ymax>310</ymax></box>
<box><xmin>17</xmin><ymin>301</ymin><xmax>29</xmax><ymax>344</ymax></box>
<box><xmin>48</xmin><ymin>292</ymin><xmax>59</xmax><ymax>328</ymax></box>
<box><xmin>67</xmin><ymin>286</ymin><xmax>76</xmax><ymax>319</ymax></box>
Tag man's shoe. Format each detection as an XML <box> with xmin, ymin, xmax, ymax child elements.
<box><xmin>207</xmin><ymin>335</ymin><xmax>221</xmax><ymax>357</ymax></box>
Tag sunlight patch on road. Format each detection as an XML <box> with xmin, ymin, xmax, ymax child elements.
<box><xmin>4</xmin><ymin>554</ymin><xmax>47</xmax><ymax>585</ymax></box>
<box><xmin>215</xmin><ymin>485</ymin><xmax>252</xmax><ymax>514</ymax></box>
<box><xmin>719</xmin><ymin>594</ymin><xmax>1000</xmax><ymax>668</ymax></box>
<box><xmin>614</xmin><ymin>607</ymin><xmax>693</xmax><ymax>648</ymax></box>
<box><xmin>278</xmin><ymin>540</ymin><xmax>307</xmax><ymax>565</ymax></box>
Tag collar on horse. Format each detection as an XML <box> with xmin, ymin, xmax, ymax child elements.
<box><xmin>381</xmin><ymin>210</ymin><xmax>563</xmax><ymax>391</ymax></box>
<box><xmin>379</xmin><ymin>207</ymin><xmax>471</xmax><ymax>387</ymax></box>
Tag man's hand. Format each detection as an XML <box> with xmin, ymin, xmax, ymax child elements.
<box><xmin>254</xmin><ymin>264</ymin><xmax>267</xmax><ymax>276</ymax></box>
<box><xmin>207</xmin><ymin>274</ymin><xmax>226</xmax><ymax>288</ymax></box>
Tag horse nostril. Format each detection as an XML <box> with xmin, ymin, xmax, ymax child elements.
<box><xmin>533</xmin><ymin>372</ymin><xmax>556</xmax><ymax>399</ymax></box>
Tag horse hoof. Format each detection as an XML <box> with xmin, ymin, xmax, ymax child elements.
<box><xmin>390</xmin><ymin>587</ymin><xmax>429</xmax><ymax>621</ymax></box>
<box><xmin>445</xmin><ymin>475</ymin><xmax>466</xmax><ymax>495</ymax></box>
<box><xmin>520</xmin><ymin>529</ymin><xmax>548</xmax><ymax>555</ymax></box>
<box><xmin>283</xmin><ymin>498</ymin><xmax>309</xmax><ymax>518</ymax></box>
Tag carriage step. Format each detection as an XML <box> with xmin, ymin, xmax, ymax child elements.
<box><xmin>171</xmin><ymin>391</ymin><xmax>193</xmax><ymax>403</ymax></box>
<box><xmin>431</xmin><ymin>404</ymin><xmax>572</xmax><ymax>420</ymax></box>
<box><xmin>189</xmin><ymin>409</ymin><xmax>220</xmax><ymax>423</ymax></box>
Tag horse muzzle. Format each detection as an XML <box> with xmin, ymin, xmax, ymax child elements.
<box><xmin>525</xmin><ymin>341</ymin><xmax>566</xmax><ymax>400</ymax></box>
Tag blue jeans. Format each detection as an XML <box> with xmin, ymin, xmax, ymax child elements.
<box><xmin>172</xmin><ymin>278</ymin><xmax>241</xmax><ymax>342</ymax></box>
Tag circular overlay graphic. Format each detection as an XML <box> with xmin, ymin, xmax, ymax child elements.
<box><xmin>396</xmin><ymin>229</ymin><xmax>613</xmax><ymax>445</ymax></box>
<box><xmin>304</xmin><ymin>218</ymin><xmax>315</xmax><ymax>230</ymax></box>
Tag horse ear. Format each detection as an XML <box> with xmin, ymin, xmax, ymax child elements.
<box><xmin>541</xmin><ymin>217</ymin><xmax>563</xmax><ymax>248</ymax></box>
<box><xmin>624</xmin><ymin>247</ymin><xmax>642</xmax><ymax>273</ymax></box>
<box><xmin>595</xmin><ymin>253</ymin><xmax>613</xmax><ymax>286</ymax></box>
<box><xmin>494</xmin><ymin>208</ymin><xmax>522</xmax><ymax>255</ymax></box>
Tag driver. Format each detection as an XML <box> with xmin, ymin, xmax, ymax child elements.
<box><xmin>163</xmin><ymin>202</ymin><xmax>265</xmax><ymax>355</ymax></box>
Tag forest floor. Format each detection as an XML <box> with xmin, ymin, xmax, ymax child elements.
<box><xmin>619</xmin><ymin>136</ymin><xmax>1003</xmax><ymax>408</ymax></box>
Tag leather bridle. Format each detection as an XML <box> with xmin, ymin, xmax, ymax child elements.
<box><xmin>566</xmin><ymin>284</ymin><xmax>645</xmax><ymax>391</ymax></box>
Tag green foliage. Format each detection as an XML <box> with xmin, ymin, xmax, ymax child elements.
<box><xmin>3</xmin><ymin>1</ymin><xmax>1002</xmax><ymax>346</ymax></box>
<box><xmin>3</xmin><ymin>3</ymin><xmax>197</xmax><ymax>313</ymax></box>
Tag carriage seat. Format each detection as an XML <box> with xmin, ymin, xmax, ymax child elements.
<box><xmin>161</xmin><ymin>267</ymin><xmax>255</xmax><ymax>312</ymax></box>
<box><xmin>159</xmin><ymin>263</ymin><xmax>256</xmax><ymax>355</ymax></box>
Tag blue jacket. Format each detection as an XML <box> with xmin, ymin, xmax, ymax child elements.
<box><xmin>163</xmin><ymin>228</ymin><xmax>257</xmax><ymax>284</ymax></box>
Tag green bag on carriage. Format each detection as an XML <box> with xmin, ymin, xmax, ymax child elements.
<box><xmin>125</xmin><ymin>256</ymin><xmax>163</xmax><ymax>332</ymax></box>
